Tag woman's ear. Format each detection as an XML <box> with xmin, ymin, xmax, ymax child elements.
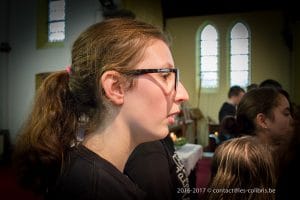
<box><xmin>100</xmin><ymin>71</ymin><xmax>125</xmax><ymax>105</ymax></box>
<box><xmin>256</xmin><ymin>113</ymin><xmax>268</xmax><ymax>129</ymax></box>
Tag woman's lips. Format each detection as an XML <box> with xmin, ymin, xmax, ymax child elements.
<box><xmin>167</xmin><ymin>112</ymin><xmax>179</xmax><ymax>125</ymax></box>
<box><xmin>168</xmin><ymin>116</ymin><xmax>175</xmax><ymax>125</ymax></box>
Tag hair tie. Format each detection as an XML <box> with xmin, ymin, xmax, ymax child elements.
<box><xmin>66</xmin><ymin>65</ymin><xmax>72</xmax><ymax>75</ymax></box>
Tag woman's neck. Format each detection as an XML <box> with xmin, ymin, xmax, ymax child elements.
<box><xmin>83</xmin><ymin>122</ymin><xmax>136</xmax><ymax>172</ymax></box>
<box><xmin>256</xmin><ymin>130</ymin><xmax>270</xmax><ymax>143</ymax></box>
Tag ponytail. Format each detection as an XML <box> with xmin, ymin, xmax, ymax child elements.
<box><xmin>13</xmin><ymin>70</ymin><xmax>78</xmax><ymax>193</ymax></box>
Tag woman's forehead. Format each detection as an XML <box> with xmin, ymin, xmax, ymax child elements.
<box><xmin>276</xmin><ymin>94</ymin><xmax>290</xmax><ymax>109</ymax></box>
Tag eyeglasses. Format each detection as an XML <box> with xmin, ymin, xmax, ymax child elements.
<box><xmin>123</xmin><ymin>68</ymin><xmax>179</xmax><ymax>92</ymax></box>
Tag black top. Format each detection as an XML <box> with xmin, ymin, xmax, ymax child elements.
<box><xmin>124</xmin><ymin>135</ymin><xmax>191</xmax><ymax>200</ymax></box>
<box><xmin>218</xmin><ymin>102</ymin><xmax>236</xmax><ymax>123</ymax></box>
<box><xmin>46</xmin><ymin>144</ymin><xmax>145</xmax><ymax>200</ymax></box>
<box><xmin>276</xmin><ymin>147</ymin><xmax>300</xmax><ymax>200</ymax></box>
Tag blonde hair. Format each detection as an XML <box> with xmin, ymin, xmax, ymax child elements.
<box><xmin>207</xmin><ymin>136</ymin><xmax>276</xmax><ymax>200</ymax></box>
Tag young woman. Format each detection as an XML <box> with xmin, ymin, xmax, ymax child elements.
<box><xmin>13</xmin><ymin>18</ymin><xmax>189</xmax><ymax>199</ymax></box>
<box><xmin>236</xmin><ymin>87</ymin><xmax>294</xmax><ymax>153</ymax></box>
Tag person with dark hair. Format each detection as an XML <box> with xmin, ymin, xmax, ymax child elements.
<box><xmin>218</xmin><ymin>115</ymin><xmax>238</xmax><ymax>144</ymax></box>
<box><xmin>218</xmin><ymin>85</ymin><xmax>245</xmax><ymax>123</ymax></box>
<box><xmin>236</xmin><ymin>87</ymin><xmax>294</xmax><ymax>150</ymax></box>
<box><xmin>206</xmin><ymin>136</ymin><xmax>276</xmax><ymax>200</ymax></box>
<box><xmin>235</xmin><ymin>87</ymin><xmax>294</xmax><ymax>186</ymax></box>
<box><xmin>207</xmin><ymin>87</ymin><xmax>294</xmax><ymax>200</ymax></box>
<box><xmin>13</xmin><ymin>18</ymin><xmax>189</xmax><ymax>199</ymax></box>
<box><xmin>259</xmin><ymin>79</ymin><xmax>282</xmax><ymax>89</ymax></box>
<box><xmin>246</xmin><ymin>83</ymin><xmax>258</xmax><ymax>92</ymax></box>
<box><xmin>259</xmin><ymin>78</ymin><xmax>296</xmax><ymax>119</ymax></box>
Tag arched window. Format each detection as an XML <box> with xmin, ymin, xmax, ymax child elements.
<box><xmin>229</xmin><ymin>22</ymin><xmax>250</xmax><ymax>87</ymax></box>
<box><xmin>199</xmin><ymin>24</ymin><xmax>219</xmax><ymax>89</ymax></box>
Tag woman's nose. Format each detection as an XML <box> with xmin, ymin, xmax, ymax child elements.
<box><xmin>175</xmin><ymin>82</ymin><xmax>189</xmax><ymax>103</ymax></box>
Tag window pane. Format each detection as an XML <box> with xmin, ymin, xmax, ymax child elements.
<box><xmin>231</xmin><ymin>39</ymin><xmax>249</xmax><ymax>54</ymax></box>
<box><xmin>48</xmin><ymin>0</ymin><xmax>65</xmax><ymax>42</ymax></box>
<box><xmin>49</xmin><ymin>21</ymin><xmax>65</xmax><ymax>42</ymax></box>
<box><xmin>201</xmin><ymin>72</ymin><xmax>218</xmax><ymax>88</ymax></box>
<box><xmin>230</xmin><ymin>71</ymin><xmax>248</xmax><ymax>87</ymax></box>
<box><xmin>201</xmin><ymin>25</ymin><xmax>218</xmax><ymax>40</ymax></box>
<box><xmin>231</xmin><ymin>55</ymin><xmax>248</xmax><ymax>71</ymax></box>
<box><xmin>231</xmin><ymin>22</ymin><xmax>249</xmax><ymax>38</ymax></box>
<box><xmin>201</xmin><ymin>56</ymin><xmax>218</xmax><ymax>71</ymax></box>
<box><xmin>201</xmin><ymin>41</ymin><xmax>218</xmax><ymax>56</ymax></box>
<box><xmin>49</xmin><ymin>0</ymin><xmax>65</xmax><ymax>21</ymax></box>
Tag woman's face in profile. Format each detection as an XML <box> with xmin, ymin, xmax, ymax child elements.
<box><xmin>122</xmin><ymin>39</ymin><xmax>189</xmax><ymax>143</ymax></box>
<box><xmin>265</xmin><ymin>94</ymin><xmax>294</xmax><ymax>144</ymax></box>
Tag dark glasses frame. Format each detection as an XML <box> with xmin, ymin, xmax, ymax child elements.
<box><xmin>123</xmin><ymin>68</ymin><xmax>179</xmax><ymax>91</ymax></box>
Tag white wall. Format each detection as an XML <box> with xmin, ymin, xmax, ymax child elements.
<box><xmin>1</xmin><ymin>0</ymin><xmax>104</xmax><ymax>142</ymax></box>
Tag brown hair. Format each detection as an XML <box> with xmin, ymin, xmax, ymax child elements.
<box><xmin>207</xmin><ymin>136</ymin><xmax>276</xmax><ymax>200</ymax></box>
<box><xmin>236</xmin><ymin>87</ymin><xmax>291</xmax><ymax>135</ymax></box>
<box><xmin>13</xmin><ymin>18</ymin><xmax>169</xmax><ymax>193</ymax></box>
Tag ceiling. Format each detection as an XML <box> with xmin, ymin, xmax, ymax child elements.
<box><xmin>160</xmin><ymin>0</ymin><xmax>298</xmax><ymax>20</ymax></box>
<box><xmin>99</xmin><ymin>0</ymin><xmax>299</xmax><ymax>21</ymax></box>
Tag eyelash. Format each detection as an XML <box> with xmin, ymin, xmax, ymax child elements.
<box><xmin>161</xmin><ymin>72</ymin><xmax>171</xmax><ymax>80</ymax></box>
